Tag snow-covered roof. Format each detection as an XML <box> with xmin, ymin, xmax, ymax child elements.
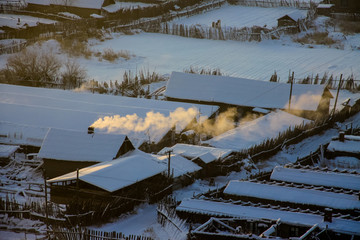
<box><xmin>0</xmin><ymin>84</ymin><xmax>218</xmax><ymax>148</ymax></box>
<box><xmin>204</xmin><ymin>110</ymin><xmax>311</xmax><ymax>151</ymax></box>
<box><xmin>0</xmin><ymin>144</ymin><xmax>19</xmax><ymax>158</ymax></box>
<box><xmin>223</xmin><ymin>180</ymin><xmax>360</xmax><ymax>210</ymax></box>
<box><xmin>176</xmin><ymin>198</ymin><xmax>360</xmax><ymax>236</ymax></box>
<box><xmin>155</xmin><ymin>154</ymin><xmax>201</xmax><ymax>178</ymax></box>
<box><xmin>48</xmin><ymin>150</ymin><xmax>166</xmax><ymax>192</ymax></box>
<box><xmin>0</xmin><ymin>121</ymin><xmax>49</xmax><ymax>147</ymax></box>
<box><xmin>158</xmin><ymin>143</ymin><xmax>233</xmax><ymax>163</ymax></box>
<box><xmin>165</xmin><ymin>72</ymin><xmax>330</xmax><ymax>111</ymax></box>
<box><xmin>317</xmin><ymin>4</ymin><xmax>334</xmax><ymax>8</ymax></box>
<box><xmin>279</xmin><ymin>11</ymin><xmax>307</xmax><ymax>21</ymax></box>
<box><xmin>38</xmin><ymin>128</ymin><xmax>132</xmax><ymax>162</ymax></box>
<box><xmin>327</xmin><ymin>135</ymin><xmax>360</xmax><ymax>154</ymax></box>
<box><xmin>270</xmin><ymin>166</ymin><xmax>360</xmax><ymax>191</ymax></box>
<box><xmin>27</xmin><ymin>0</ymin><xmax>107</xmax><ymax>9</ymax></box>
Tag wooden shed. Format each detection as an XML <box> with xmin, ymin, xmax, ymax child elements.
<box><xmin>48</xmin><ymin>149</ymin><xmax>168</xmax><ymax>205</ymax></box>
<box><xmin>38</xmin><ymin>128</ymin><xmax>135</xmax><ymax>178</ymax></box>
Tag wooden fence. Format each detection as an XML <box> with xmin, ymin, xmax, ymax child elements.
<box><xmin>52</xmin><ymin>227</ymin><xmax>153</xmax><ymax>240</ymax></box>
<box><xmin>234</xmin><ymin>0</ymin><xmax>315</xmax><ymax>8</ymax></box>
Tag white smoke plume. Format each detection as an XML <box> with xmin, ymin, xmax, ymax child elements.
<box><xmin>91</xmin><ymin>107</ymin><xmax>199</xmax><ymax>137</ymax></box>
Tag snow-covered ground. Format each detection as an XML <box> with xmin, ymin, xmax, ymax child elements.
<box><xmin>0</xmin><ymin>14</ymin><xmax>56</xmax><ymax>29</ymax></box>
<box><xmin>170</xmin><ymin>5</ymin><xmax>307</xmax><ymax>29</ymax></box>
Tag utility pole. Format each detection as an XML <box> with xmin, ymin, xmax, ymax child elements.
<box><xmin>166</xmin><ymin>150</ymin><xmax>173</xmax><ymax>178</ymax></box>
<box><xmin>332</xmin><ymin>74</ymin><xmax>343</xmax><ymax>116</ymax></box>
<box><xmin>288</xmin><ymin>71</ymin><xmax>294</xmax><ymax>111</ymax></box>
<box><xmin>43</xmin><ymin>170</ymin><xmax>49</xmax><ymax>232</ymax></box>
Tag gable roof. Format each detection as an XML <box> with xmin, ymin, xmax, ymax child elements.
<box><xmin>158</xmin><ymin>143</ymin><xmax>233</xmax><ymax>163</ymax></box>
<box><xmin>165</xmin><ymin>72</ymin><xmax>331</xmax><ymax>111</ymax></box>
<box><xmin>38</xmin><ymin>128</ymin><xmax>133</xmax><ymax>162</ymax></box>
<box><xmin>223</xmin><ymin>180</ymin><xmax>360</xmax><ymax>210</ymax></box>
<box><xmin>156</xmin><ymin>153</ymin><xmax>202</xmax><ymax>178</ymax></box>
<box><xmin>48</xmin><ymin>150</ymin><xmax>166</xmax><ymax>192</ymax></box>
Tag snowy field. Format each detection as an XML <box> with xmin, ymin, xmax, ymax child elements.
<box><xmin>60</xmin><ymin>32</ymin><xmax>360</xmax><ymax>82</ymax></box>
<box><xmin>170</xmin><ymin>5</ymin><xmax>307</xmax><ymax>29</ymax></box>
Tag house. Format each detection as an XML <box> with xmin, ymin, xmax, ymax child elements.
<box><xmin>164</xmin><ymin>72</ymin><xmax>333</xmax><ymax>120</ymax></box>
<box><xmin>331</xmin><ymin>0</ymin><xmax>360</xmax><ymax>13</ymax></box>
<box><xmin>48</xmin><ymin>149</ymin><xmax>168</xmax><ymax>204</ymax></box>
<box><xmin>38</xmin><ymin>128</ymin><xmax>135</xmax><ymax>178</ymax></box>
<box><xmin>317</xmin><ymin>3</ymin><xmax>335</xmax><ymax>16</ymax></box>
<box><xmin>270</xmin><ymin>165</ymin><xmax>360</xmax><ymax>191</ymax></box>
<box><xmin>158</xmin><ymin>143</ymin><xmax>234</xmax><ymax>177</ymax></box>
<box><xmin>176</xmin><ymin>162</ymin><xmax>360</xmax><ymax>239</ymax></box>
<box><xmin>223</xmin><ymin>179</ymin><xmax>360</xmax><ymax>213</ymax></box>
<box><xmin>155</xmin><ymin>153</ymin><xmax>202</xmax><ymax>189</ymax></box>
<box><xmin>177</xmin><ymin>198</ymin><xmax>360</xmax><ymax>239</ymax></box>
<box><xmin>26</xmin><ymin>0</ymin><xmax>115</xmax><ymax>17</ymax></box>
<box><xmin>277</xmin><ymin>11</ymin><xmax>307</xmax><ymax>29</ymax></box>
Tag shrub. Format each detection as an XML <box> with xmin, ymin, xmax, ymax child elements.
<box><xmin>61</xmin><ymin>59</ymin><xmax>87</xmax><ymax>89</ymax></box>
<box><xmin>58</xmin><ymin>38</ymin><xmax>92</xmax><ymax>59</ymax></box>
<box><xmin>101</xmin><ymin>48</ymin><xmax>133</xmax><ymax>62</ymax></box>
<box><xmin>5</xmin><ymin>46</ymin><xmax>61</xmax><ymax>87</ymax></box>
<box><xmin>295</xmin><ymin>32</ymin><xmax>336</xmax><ymax>45</ymax></box>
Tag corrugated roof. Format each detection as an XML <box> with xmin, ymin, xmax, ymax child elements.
<box><xmin>38</xmin><ymin>128</ymin><xmax>131</xmax><ymax>162</ymax></box>
<box><xmin>224</xmin><ymin>180</ymin><xmax>360</xmax><ymax>210</ymax></box>
<box><xmin>48</xmin><ymin>150</ymin><xmax>166</xmax><ymax>192</ymax></box>
<box><xmin>270</xmin><ymin>166</ymin><xmax>360</xmax><ymax>191</ymax></box>
<box><xmin>165</xmin><ymin>72</ymin><xmax>331</xmax><ymax>111</ymax></box>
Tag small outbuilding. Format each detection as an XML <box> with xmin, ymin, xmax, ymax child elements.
<box><xmin>38</xmin><ymin>128</ymin><xmax>135</xmax><ymax>178</ymax></box>
<box><xmin>48</xmin><ymin>149</ymin><xmax>167</xmax><ymax>204</ymax></box>
<box><xmin>277</xmin><ymin>11</ymin><xmax>306</xmax><ymax>29</ymax></box>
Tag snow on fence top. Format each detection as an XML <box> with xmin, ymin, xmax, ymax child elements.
<box><xmin>203</xmin><ymin>110</ymin><xmax>311</xmax><ymax>151</ymax></box>
<box><xmin>165</xmin><ymin>72</ymin><xmax>330</xmax><ymax>111</ymax></box>
<box><xmin>327</xmin><ymin>135</ymin><xmax>360</xmax><ymax>154</ymax></box>
<box><xmin>27</xmin><ymin>0</ymin><xmax>108</xmax><ymax>9</ymax></box>
<box><xmin>223</xmin><ymin>180</ymin><xmax>360</xmax><ymax>210</ymax></box>
<box><xmin>48</xmin><ymin>150</ymin><xmax>166</xmax><ymax>192</ymax></box>
<box><xmin>158</xmin><ymin>143</ymin><xmax>233</xmax><ymax>163</ymax></box>
<box><xmin>38</xmin><ymin>128</ymin><xmax>133</xmax><ymax>162</ymax></box>
<box><xmin>155</xmin><ymin>154</ymin><xmax>202</xmax><ymax>178</ymax></box>
<box><xmin>176</xmin><ymin>198</ymin><xmax>360</xmax><ymax>236</ymax></box>
<box><xmin>0</xmin><ymin>144</ymin><xmax>19</xmax><ymax>158</ymax></box>
<box><xmin>270</xmin><ymin>166</ymin><xmax>360</xmax><ymax>191</ymax></box>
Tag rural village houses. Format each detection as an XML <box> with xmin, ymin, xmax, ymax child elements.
<box><xmin>38</xmin><ymin>128</ymin><xmax>135</xmax><ymax>178</ymax></box>
<box><xmin>164</xmin><ymin>72</ymin><xmax>333</xmax><ymax>121</ymax></box>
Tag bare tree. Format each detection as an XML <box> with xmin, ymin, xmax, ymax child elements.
<box><xmin>5</xmin><ymin>46</ymin><xmax>61</xmax><ymax>87</ymax></box>
<box><xmin>61</xmin><ymin>59</ymin><xmax>87</xmax><ymax>89</ymax></box>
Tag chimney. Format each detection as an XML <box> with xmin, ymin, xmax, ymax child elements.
<box><xmin>324</xmin><ymin>208</ymin><xmax>332</xmax><ymax>223</ymax></box>
<box><xmin>88</xmin><ymin>127</ymin><xmax>94</xmax><ymax>134</ymax></box>
<box><xmin>339</xmin><ymin>131</ymin><xmax>345</xmax><ymax>142</ymax></box>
